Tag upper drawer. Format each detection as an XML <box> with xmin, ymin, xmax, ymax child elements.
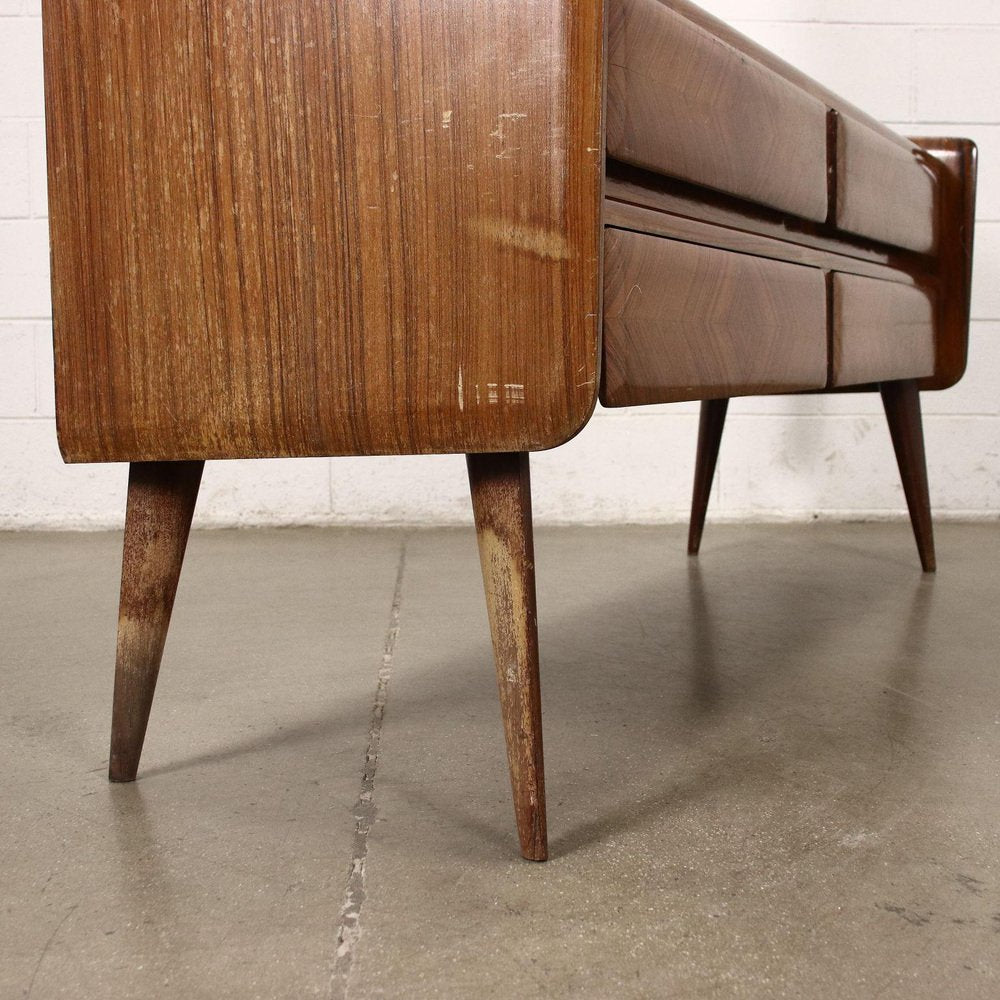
<box><xmin>836</xmin><ymin>116</ymin><xmax>937</xmax><ymax>253</ymax></box>
<box><xmin>607</xmin><ymin>0</ymin><xmax>829</xmax><ymax>222</ymax></box>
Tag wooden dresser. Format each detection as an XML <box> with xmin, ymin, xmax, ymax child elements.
<box><xmin>41</xmin><ymin>0</ymin><xmax>977</xmax><ymax>860</ymax></box>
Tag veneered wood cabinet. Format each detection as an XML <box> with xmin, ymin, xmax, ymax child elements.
<box><xmin>44</xmin><ymin>0</ymin><xmax>605</xmax><ymax>463</ymax></box>
<box><xmin>41</xmin><ymin>0</ymin><xmax>977</xmax><ymax>861</ymax></box>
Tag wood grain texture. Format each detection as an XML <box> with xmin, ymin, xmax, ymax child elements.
<box><xmin>467</xmin><ymin>452</ymin><xmax>546</xmax><ymax>861</ymax></box>
<box><xmin>837</xmin><ymin>116</ymin><xmax>938</xmax><ymax>253</ymax></box>
<box><xmin>110</xmin><ymin>461</ymin><xmax>203</xmax><ymax>781</ymax></box>
<box><xmin>608</xmin><ymin>0</ymin><xmax>828</xmax><ymax>222</ymax></box>
<box><xmin>832</xmin><ymin>273</ymin><xmax>936</xmax><ymax>388</ymax></box>
<box><xmin>655</xmin><ymin>0</ymin><xmax>917</xmax><ymax>156</ymax></box>
<box><xmin>42</xmin><ymin>0</ymin><xmax>604</xmax><ymax>463</ymax></box>
<box><xmin>605</xmin><ymin>138</ymin><xmax>976</xmax><ymax>399</ymax></box>
<box><xmin>601</xmin><ymin>230</ymin><xmax>828</xmax><ymax>406</ymax></box>
<box><xmin>881</xmin><ymin>381</ymin><xmax>936</xmax><ymax>573</ymax></box>
<box><xmin>688</xmin><ymin>398</ymin><xmax>728</xmax><ymax>556</ymax></box>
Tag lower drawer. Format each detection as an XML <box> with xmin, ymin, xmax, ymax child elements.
<box><xmin>601</xmin><ymin>229</ymin><xmax>828</xmax><ymax>406</ymax></box>
<box><xmin>831</xmin><ymin>273</ymin><xmax>936</xmax><ymax>387</ymax></box>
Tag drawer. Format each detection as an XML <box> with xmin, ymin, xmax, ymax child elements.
<box><xmin>607</xmin><ymin>0</ymin><xmax>829</xmax><ymax>222</ymax></box>
<box><xmin>602</xmin><ymin>229</ymin><xmax>828</xmax><ymax>406</ymax></box>
<box><xmin>836</xmin><ymin>116</ymin><xmax>937</xmax><ymax>253</ymax></box>
<box><xmin>831</xmin><ymin>273</ymin><xmax>936</xmax><ymax>387</ymax></box>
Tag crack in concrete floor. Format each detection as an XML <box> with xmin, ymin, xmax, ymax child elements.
<box><xmin>331</xmin><ymin>538</ymin><xmax>408</xmax><ymax>999</ymax></box>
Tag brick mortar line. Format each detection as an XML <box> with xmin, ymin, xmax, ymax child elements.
<box><xmin>724</xmin><ymin>20</ymin><xmax>1000</xmax><ymax>28</ymax></box>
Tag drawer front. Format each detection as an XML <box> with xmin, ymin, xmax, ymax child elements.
<box><xmin>832</xmin><ymin>273</ymin><xmax>936</xmax><ymax>387</ymax></box>
<box><xmin>837</xmin><ymin>117</ymin><xmax>937</xmax><ymax>253</ymax></box>
<box><xmin>608</xmin><ymin>0</ymin><xmax>829</xmax><ymax>222</ymax></box>
<box><xmin>602</xmin><ymin>229</ymin><xmax>828</xmax><ymax>406</ymax></box>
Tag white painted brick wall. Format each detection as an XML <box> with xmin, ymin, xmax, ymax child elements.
<box><xmin>0</xmin><ymin>1</ymin><xmax>997</xmax><ymax>528</ymax></box>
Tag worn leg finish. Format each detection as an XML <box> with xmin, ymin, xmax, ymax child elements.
<box><xmin>467</xmin><ymin>452</ymin><xmax>547</xmax><ymax>861</ymax></box>
<box><xmin>109</xmin><ymin>461</ymin><xmax>204</xmax><ymax>781</ymax></box>
<box><xmin>688</xmin><ymin>398</ymin><xmax>730</xmax><ymax>555</ymax></box>
<box><xmin>880</xmin><ymin>380</ymin><xmax>936</xmax><ymax>573</ymax></box>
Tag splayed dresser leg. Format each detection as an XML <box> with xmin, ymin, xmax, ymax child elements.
<box><xmin>688</xmin><ymin>398</ymin><xmax>730</xmax><ymax>555</ymax></box>
<box><xmin>109</xmin><ymin>461</ymin><xmax>204</xmax><ymax>781</ymax></box>
<box><xmin>881</xmin><ymin>380</ymin><xmax>936</xmax><ymax>573</ymax></box>
<box><xmin>467</xmin><ymin>452</ymin><xmax>547</xmax><ymax>861</ymax></box>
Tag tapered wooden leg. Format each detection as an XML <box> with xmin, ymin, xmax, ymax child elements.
<box><xmin>467</xmin><ymin>452</ymin><xmax>547</xmax><ymax>861</ymax></box>
<box><xmin>688</xmin><ymin>398</ymin><xmax>729</xmax><ymax>555</ymax></box>
<box><xmin>109</xmin><ymin>461</ymin><xmax>204</xmax><ymax>781</ymax></box>
<box><xmin>880</xmin><ymin>380</ymin><xmax>936</xmax><ymax>573</ymax></box>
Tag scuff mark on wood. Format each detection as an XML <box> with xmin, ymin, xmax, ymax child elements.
<box><xmin>471</xmin><ymin>217</ymin><xmax>571</xmax><ymax>261</ymax></box>
<box><xmin>467</xmin><ymin>453</ymin><xmax>547</xmax><ymax>861</ymax></box>
<box><xmin>490</xmin><ymin>111</ymin><xmax>527</xmax><ymax>158</ymax></box>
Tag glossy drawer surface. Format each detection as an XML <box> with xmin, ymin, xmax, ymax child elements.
<box><xmin>608</xmin><ymin>0</ymin><xmax>829</xmax><ymax>222</ymax></box>
<box><xmin>837</xmin><ymin>117</ymin><xmax>937</xmax><ymax>253</ymax></box>
<box><xmin>602</xmin><ymin>229</ymin><xmax>828</xmax><ymax>406</ymax></box>
<box><xmin>832</xmin><ymin>273</ymin><xmax>936</xmax><ymax>387</ymax></box>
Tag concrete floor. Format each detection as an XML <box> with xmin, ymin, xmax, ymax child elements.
<box><xmin>2</xmin><ymin>523</ymin><xmax>999</xmax><ymax>999</ymax></box>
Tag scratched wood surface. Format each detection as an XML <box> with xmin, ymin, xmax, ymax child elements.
<box><xmin>601</xmin><ymin>230</ymin><xmax>828</xmax><ymax>406</ymax></box>
<box><xmin>43</xmin><ymin>0</ymin><xmax>604</xmax><ymax>463</ymax></box>
<box><xmin>467</xmin><ymin>452</ymin><xmax>547</xmax><ymax>861</ymax></box>
<box><xmin>608</xmin><ymin>0</ymin><xmax>829</xmax><ymax>222</ymax></box>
